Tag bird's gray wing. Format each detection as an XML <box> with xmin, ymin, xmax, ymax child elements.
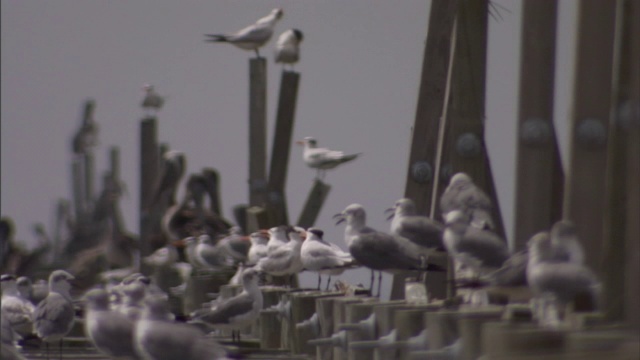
<box><xmin>33</xmin><ymin>294</ymin><xmax>74</xmax><ymax>337</ymax></box>
<box><xmin>397</xmin><ymin>216</ymin><xmax>444</xmax><ymax>249</ymax></box>
<box><xmin>488</xmin><ymin>249</ymin><xmax>528</xmax><ymax>286</ymax></box>
<box><xmin>530</xmin><ymin>263</ymin><xmax>599</xmax><ymax>304</ymax></box>
<box><xmin>228</xmin><ymin>24</ymin><xmax>272</xmax><ymax>43</ymax></box>
<box><xmin>90</xmin><ymin>312</ymin><xmax>137</xmax><ymax>358</ymax></box>
<box><xmin>304</xmin><ymin>246</ymin><xmax>352</xmax><ymax>270</ymax></box>
<box><xmin>195</xmin><ymin>293</ymin><xmax>254</xmax><ymax>325</ymax></box>
<box><xmin>457</xmin><ymin>227</ymin><xmax>509</xmax><ymax>268</ymax></box>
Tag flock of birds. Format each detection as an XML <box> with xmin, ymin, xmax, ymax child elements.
<box><xmin>1</xmin><ymin>168</ymin><xmax>601</xmax><ymax>359</ymax></box>
<box><xmin>1</xmin><ymin>7</ymin><xmax>602</xmax><ymax>360</ymax></box>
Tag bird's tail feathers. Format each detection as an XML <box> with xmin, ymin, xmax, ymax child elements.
<box><xmin>204</xmin><ymin>34</ymin><xmax>228</xmax><ymax>42</ymax></box>
<box><xmin>340</xmin><ymin>153</ymin><xmax>361</xmax><ymax>163</ymax></box>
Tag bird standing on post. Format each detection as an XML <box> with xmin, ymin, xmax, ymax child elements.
<box><xmin>274</xmin><ymin>28</ymin><xmax>304</xmax><ymax>69</ymax></box>
<box><xmin>204</xmin><ymin>8</ymin><xmax>284</xmax><ymax>57</ymax></box>
<box><xmin>440</xmin><ymin>172</ymin><xmax>495</xmax><ymax>230</ymax></box>
<box><xmin>296</xmin><ymin>137</ymin><xmax>360</xmax><ymax>180</ymax></box>
<box><xmin>141</xmin><ymin>84</ymin><xmax>165</xmax><ymax>116</ymax></box>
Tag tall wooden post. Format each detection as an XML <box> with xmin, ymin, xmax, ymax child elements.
<box><xmin>84</xmin><ymin>153</ymin><xmax>95</xmax><ymax>211</ymax></box>
<box><xmin>140</xmin><ymin>117</ymin><xmax>159</xmax><ymax>267</ymax></box>
<box><xmin>268</xmin><ymin>70</ymin><xmax>301</xmax><ymax>226</ymax></box>
<box><xmin>603</xmin><ymin>0</ymin><xmax>640</xmax><ymax>324</ymax></box>
<box><xmin>71</xmin><ymin>158</ymin><xmax>85</xmax><ymax>221</ymax></box>
<box><xmin>563</xmin><ymin>0</ymin><xmax>617</xmax><ymax>275</ymax></box>
<box><xmin>297</xmin><ymin>180</ymin><xmax>331</xmax><ymax>229</ymax></box>
<box><xmin>249</xmin><ymin>58</ymin><xmax>268</xmax><ymax>207</ymax></box>
<box><xmin>109</xmin><ymin>146</ymin><xmax>126</xmax><ymax>231</ymax></box>
<box><xmin>513</xmin><ymin>0</ymin><xmax>564</xmax><ymax>250</ymax></box>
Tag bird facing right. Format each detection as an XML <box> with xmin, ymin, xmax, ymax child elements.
<box><xmin>275</xmin><ymin>28</ymin><xmax>304</xmax><ymax>68</ymax></box>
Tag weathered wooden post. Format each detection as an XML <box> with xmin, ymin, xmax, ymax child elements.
<box><xmin>248</xmin><ymin>58</ymin><xmax>268</xmax><ymax>208</ymax></box>
<box><xmin>513</xmin><ymin>0</ymin><xmax>564</xmax><ymax>250</ymax></box>
<box><xmin>71</xmin><ymin>158</ymin><xmax>86</xmax><ymax>221</ymax></box>
<box><xmin>268</xmin><ymin>70</ymin><xmax>301</xmax><ymax>226</ymax></box>
<box><xmin>297</xmin><ymin>179</ymin><xmax>331</xmax><ymax>229</ymax></box>
<box><xmin>140</xmin><ymin>117</ymin><xmax>159</xmax><ymax>271</ymax></box>
<box><xmin>83</xmin><ymin>153</ymin><xmax>95</xmax><ymax>212</ymax></box>
<box><xmin>563</xmin><ymin>0</ymin><xmax>617</xmax><ymax>276</ymax></box>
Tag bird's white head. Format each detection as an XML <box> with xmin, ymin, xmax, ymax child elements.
<box><xmin>142</xmin><ymin>83</ymin><xmax>154</xmax><ymax>92</ymax></box>
<box><xmin>306</xmin><ymin>228</ymin><xmax>323</xmax><ymax>241</ymax></box>
<box><xmin>0</xmin><ymin>274</ymin><xmax>17</xmax><ymax>292</ymax></box>
<box><xmin>250</xmin><ymin>230</ymin><xmax>270</xmax><ymax>244</ymax></box>
<box><xmin>288</xmin><ymin>226</ymin><xmax>306</xmax><ymax>242</ymax></box>
<box><xmin>271</xmin><ymin>8</ymin><xmax>284</xmax><ymax>19</ymax></box>
<box><xmin>84</xmin><ymin>288</ymin><xmax>110</xmax><ymax>311</ymax></box>
<box><xmin>527</xmin><ymin>231</ymin><xmax>553</xmax><ymax>260</ymax></box>
<box><xmin>296</xmin><ymin>136</ymin><xmax>317</xmax><ymax>148</ymax></box>
<box><xmin>334</xmin><ymin>203</ymin><xmax>366</xmax><ymax>226</ymax></box>
<box><xmin>448</xmin><ymin>172</ymin><xmax>472</xmax><ymax>186</ymax></box>
<box><xmin>49</xmin><ymin>269</ymin><xmax>75</xmax><ymax>293</ymax></box>
<box><xmin>444</xmin><ymin>210</ymin><xmax>468</xmax><ymax>226</ymax></box>
<box><xmin>291</xmin><ymin>28</ymin><xmax>304</xmax><ymax>42</ymax></box>
<box><xmin>550</xmin><ymin>220</ymin><xmax>577</xmax><ymax>240</ymax></box>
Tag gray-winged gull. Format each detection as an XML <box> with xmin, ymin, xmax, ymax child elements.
<box><xmin>246</xmin><ymin>230</ymin><xmax>269</xmax><ymax>266</ymax></box>
<box><xmin>141</xmin><ymin>84</ymin><xmax>165</xmax><ymax>114</ymax></box>
<box><xmin>33</xmin><ymin>270</ymin><xmax>76</xmax><ymax>358</ymax></box>
<box><xmin>387</xmin><ymin>198</ymin><xmax>445</xmax><ymax>250</ymax></box>
<box><xmin>136</xmin><ymin>296</ymin><xmax>226</xmax><ymax>360</ymax></box>
<box><xmin>204</xmin><ymin>8</ymin><xmax>283</xmax><ymax>57</ymax></box>
<box><xmin>275</xmin><ymin>28</ymin><xmax>304</xmax><ymax>68</ymax></box>
<box><xmin>526</xmin><ymin>232</ymin><xmax>600</xmax><ymax>327</ymax></box>
<box><xmin>334</xmin><ymin>204</ymin><xmax>445</xmax><ymax>297</ymax></box>
<box><xmin>217</xmin><ymin>226</ymin><xmax>250</xmax><ymax>264</ymax></box>
<box><xmin>1</xmin><ymin>274</ymin><xmax>35</xmax><ymax>339</ymax></box>
<box><xmin>255</xmin><ymin>227</ymin><xmax>305</xmax><ymax>285</ymax></box>
<box><xmin>550</xmin><ymin>220</ymin><xmax>584</xmax><ymax>264</ymax></box>
<box><xmin>83</xmin><ymin>288</ymin><xmax>139</xmax><ymax>359</ymax></box>
<box><xmin>301</xmin><ymin>228</ymin><xmax>356</xmax><ymax>290</ymax></box>
<box><xmin>189</xmin><ymin>268</ymin><xmax>263</xmax><ymax>342</ymax></box>
<box><xmin>195</xmin><ymin>234</ymin><xmax>233</xmax><ymax>270</ymax></box>
<box><xmin>440</xmin><ymin>172</ymin><xmax>495</xmax><ymax>230</ymax></box>
<box><xmin>296</xmin><ymin>137</ymin><xmax>360</xmax><ymax>179</ymax></box>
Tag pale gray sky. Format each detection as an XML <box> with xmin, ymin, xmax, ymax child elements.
<box><xmin>1</xmin><ymin>0</ymin><xmax>577</xmax><ymax>297</ymax></box>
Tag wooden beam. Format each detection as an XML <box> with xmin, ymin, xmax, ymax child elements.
<box><xmin>249</xmin><ymin>58</ymin><xmax>268</xmax><ymax>207</ymax></box>
<box><xmin>563</xmin><ymin>0</ymin><xmax>617</xmax><ymax>275</ymax></box>
<box><xmin>513</xmin><ymin>0</ymin><xmax>564</xmax><ymax>250</ymax></box>
<box><xmin>268</xmin><ymin>70</ymin><xmax>301</xmax><ymax>226</ymax></box>
<box><xmin>296</xmin><ymin>179</ymin><xmax>331</xmax><ymax>229</ymax></box>
<box><xmin>233</xmin><ymin>204</ymin><xmax>249</xmax><ymax>234</ymax></box>
<box><xmin>140</xmin><ymin>117</ymin><xmax>159</xmax><ymax>262</ymax></box>
<box><xmin>395</xmin><ymin>0</ymin><xmax>458</xmax><ymax>303</ymax></box>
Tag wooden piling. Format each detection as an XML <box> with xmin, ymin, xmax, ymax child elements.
<box><xmin>513</xmin><ymin>0</ymin><xmax>564</xmax><ymax>250</ymax></box>
<box><xmin>291</xmin><ymin>291</ymin><xmax>343</xmax><ymax>356</ymax></box>
<box><xmin>332</xmin><ymin>297</ymin><xmax>371</xmax><ymax>360</ymax></box>
<box><xmin>233</xmin><ymin>204</ymin><xmax>249</xmax><ymax>234</ymax></box>
<box><xmin>72</xmin><ymin>157</ymin><xmax>85</xmax><ymax>220</ymax></box>
<box><xmin>246</xmin><ymin>206</ymin><xmax>270</xmax><ymax>233</ymax></box>
<box><xmin>425</xmin><ymin>309</ymin><xmax>459</xmax><ymax>350</ymax></box>
<box><xmin>249</xmin><ymin>58</ymin><xmax>268</xmax><ymax>207</ymax></box>
<box><xmin>297</xmin><ymin>179</ymin><xmax>331</xmax><ymax>228</ymax></box>
<box><xmin>343</xmin><ymin>302</ymin><xmax>379</xmax><ymax>360</ymax></box>
<box><xmin>457</xmin><ymin>306</ymin><xmax>505</xmax><ymax>360</ymax></box>
<box><xmin>84</xmin><ymin>153</ymin><xmax>95</xmax><ymax>211</ymax></box>
<box><xmin>140</xmin><ymin>117</ymin><xmax>159</xmax><ymax>266</ymax></box>
<box><xmin>268</xmin><ymin>70</ymin><xmax>301</xmax><ymax>226</ymax></box>
<box><xmin>315</xmin><ymin>296</ymin><xmax>343</xmax><ymax>360</ymax></box>
<box><xmin>481</xmin><ymin>322</ymin><xmax>566</xmax><ymax>358</ymax></box>
<box><xmin>563</xmin><ymin>0</ymin><xmax>617</xmax><ymax>275</ymax></box>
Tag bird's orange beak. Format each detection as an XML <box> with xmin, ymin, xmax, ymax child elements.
<box><xmin>295</xmin><ymin>140</ymin><xmax>304</xmax><ymax>146</ymax></box>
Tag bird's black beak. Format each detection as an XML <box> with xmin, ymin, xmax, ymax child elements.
<box><xmin>384</xmin><ymin>207</ymin><xmax>395</xmax><ymax>221</ymax></box>
<box><xmin>333</xmin><ymin>213</ymin><xmax>346</xmax><ymax>225</ymax></box>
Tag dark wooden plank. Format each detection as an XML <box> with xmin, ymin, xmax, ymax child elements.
<box><xmin>246</xmin><ymin>206</ymin><xmax>270</xmax><ymax>233</ymax></box>
<box><xmin>513</xmin><ymin>0</ymin><xmax>564</xmax><ymax>250</ymax></box>
<box><xmin>296</xmin><ymin>180</ymin><xmax>331</xmax><ymax>229</ymax></box>
<box><xmin>233</xmin><ymin>204</ymin><xmax>249</xmax><ymax>234</ymax></box>
<box><xmin>268</xmin><ymin>70</ymin><xmax>301</xmax><ymax>226</ymax></box>
<box><xmin>563</xmin><ymin>0</ymin><xmax>617</xmax><ymax>275</ymax></box>
<box><xmin>140</xmin><ymin>117</ymin><xmax>159</xmax><ymax>263</ymax></box>
<box><xmin>249</xmin><ymin>58</ymin><xmax>268</xmax><ymax>207</ymax></box>
<box><xmin>394</xmin><ymin>0</ymin><xmax>458</xmax><ymax>302</ymax></box>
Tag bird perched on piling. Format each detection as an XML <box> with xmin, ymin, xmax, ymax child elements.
<box><xmin>141</xmin><ymin>84</ymin><xmax>165</xmax><ymax>115</ymax></box>
<box><xmin>549</xmin><ymin>220</ymin><xmax>584</xmax><ymax>265</ymax></box>
<box><xmin>275</xmin><ymin>28</ymin><xmax>304</xmax><ymax>68</ymax></box>
<box><xmin>83</xmin><ymin>288</ymin><xmax>139</xmax><ymax>359</ymax></box>
<box><xmin>387</xmin><ymin>198</ymin><xmax>445</xmax><ymax>251</ymax></box>
<box><xmin>204</xmin><ymin>8</ymin><xmax>284</xmax><ymax>57</ymax></box>
<box><xmin>526</xmin><ymin>232</ymin><xmax>600</xmax><ymax>327</ymax></box>
<box><xmin>440</xmin><ymin>172</ymin><xmax>495</xmax><ymax>230</ymax></box>
<box><xmin>246</xmin><ymin>230</ymin><xmax>269</xmax><ymax>266</ymax></box>
<box><xmin>1</xmin><ymin>274</ymin><xmax>35</xmax><ymax>339</ymax></box>
<box><xmin>334</xmin><ymin>204</ymin><xmax>445</xmax><ymax>297</ymax></box>
<box><xmin>33</xmin><ymin>270</ymin><xmax>76</xmax><ymax>354</ymax></box>
<box><xmin>301</xmin><ymin>228</ymin><xmax>356</xmax><ymax>291</ymax></box>
<box><xmin>296</xmin><ymin>137</ymin><xmax>360</xmax><ymax>180</ymax></box>
<box><xmin>255</xmin><ymin>227</ymin><xmax>305</xmax><ymax>282</ymax></box>
<box><xmin>189</xmin><ymin>268</ymin><xmax>263</xmax><ymax>343</ymax></box>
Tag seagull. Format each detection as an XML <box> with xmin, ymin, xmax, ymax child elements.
<box><xmin>549</xmin><ymin>220</ymin><xmax>584</xmax><ymax>265</ymax></box>
<box><xmin>255</xmin><ymin>227</ymin><xmax>305</xmax><ymax>284</ymax></box>
<box><xmin>246</xmin><ymin>230</ymin><xmax>269</xmax><ymax>266</ymax></box>
<box><xmin>442</xmin><ymin>210</ymin><xmax>509</xmax><ymax>276</ymax></box>
<box><xmin>526</xmin><ymin>232</ymin><xmax>600</xmax><ymax>327</ymax></box>
<box><xmin>217</xmin><ymin>226</ymin><xmax>251</xmax><ymax>264</ymax></box>
<box><xmin>1</xmin><ymin>274</ymin><xmax>35</xmax><ymax>339</ymax></box>
<box><xmin>266</xmin><ymin>225</ymin><xmax>290</xmax><ymax>255</ymax></box>
<box><xmin>83</xmin><ymin>288</ymin><xmax>139</xmax><ymax>359</ymax></box>
<box><xmin>136</xmin><ymin>296</ymin><xmax>227</xmax><ymax>359</ymax></box>
<box><xmin>117</xmin><ymin>282</ymin><xmax>146</xmax><ymax>321</ymax></box>
<box><xmin>195</xmin><ymin>234</ymin><xmax>234</xmax><ymax>271</ymax></box>
<box><xmin>274</xmin><ymin>28</ymin><xmax>304</xmax><ymax>68</ymax></box>
<box><xmin>440</xmin><ymin>172</ymin><xmax>495</xmax><ymax>230</ymax></box>
<box><xmin>141</xmin><ymin>84</ymin><xmax>165</xmax><ymax>115</ymax></box>
<box><xmin>334</xmin><ymin>204</ymin><xmax>445</xmax><ymax>297</ymax></box>
<box><xmin>143</xmin><ymin>244</ymin><xmax>179</xmax><ymax>268</ymax></box>
<box><xmin>296</xmin><ymin>137</ymin><xmax>360</xmax><ymax>179</ymax></box>
<box><xmin>205</xmin><ymin>8</ymin><xmax>284</xmax><ymax>57</ymax></box>
<box><xmin>189</xmin><ymin>268</ymin><xmax>263</xmax><ymax>342</ymax></box>
<box><xmin>33</xmin><ymin>270</ymin><xmax>76</xmax><ymax>358</ymax></box>
<box><xmin>1</xmin><ymin>306</ymin><xmax>27</xmax><ymax>360</ymax></box>
<box><xmin>387</xmin><ymin>198</ymin><xmax>445</xmax><ymax>251</ymax></box>
<box><xmin>300</xmin><ymin>228</ymin><xmax>356</xmax><ymax>291</ymax></box>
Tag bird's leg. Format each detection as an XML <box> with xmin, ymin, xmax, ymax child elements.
<box><xmin>326</xmin><ymin>276</ymin><xmax>332</xmax><ymax>291</ymax></box>
<box><xmin>237</xmin><ymin>330</ymin><xmax>242</xmax><ymax>343</ymax></box>
<box><xmin>317</xmin><ymin>274</ymin><xmax>321</xmax><ymax>290</ymax></box>
<box><xmin>254</xmin><ymin>49</ymin><xmax>260</xmax><ymax>58</ymax></box>
<box><xmin>377</xmin><ymin>272</ymin><xmax>383</xmax><ymax>298</ymax></box>
<box><xmin>369</xmin><ymin>270</ymin><xmax>375</xmax><ymax>294</ymax></box>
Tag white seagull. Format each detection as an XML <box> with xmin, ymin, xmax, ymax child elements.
<box><xmin>275</xmin><ymin>28</ymin><xmax>304</xmax><ymax>68</ymax></box>
<box><xmin>255</xmin><ymin>227</ymin><xmax>305</xmax><ymax>285</ymax></box>
<box><xmin>300</xmin><ymin>228</ymin><xmax>356</xmax><ymax>291</ymax></box>
<box><xmin>387</xmin><ymin>198</ymin><xmax>445</xmax><ymax>251</ymax></box>
<box><xmin>296</xmin><ymin>137</ymin><xmax>360</xmax><ymax>180</ymax></box>
<box><xmin>549</xmin><ymin>220</ymin><xmax>584</xmax><ymax>265</ymax></box>
<box><xmin>205</xmin><ymin>8</ymin><xmax>284</xmax><ymax>57</ymax></box>
<box><xmin>1</xmin><ymin>274</ymin><xmax>35</xmax><ymax>339</ymax></box>
<box><xmin>246</xmin><ymin>230</ymin><xmax>270</xmax><ymax>266</ymax></box>
<box><xmin>33</xmin><ymin>270</ymin><xmax>76</xmax><ymax>355</ymax></box>
<box><xmin>141</xmin><ymin>84</ymin><xmax>165</xmax><ymax>115</ymax></box>
<box><xmin>189</xmin><ymin>268</ymin><xmax>263</xmax><ymax>343</ymax></box>
<box><xmin>440</xmin><ymin>172</ymin><xmax>495</xmax><ymax>230</ymax></box>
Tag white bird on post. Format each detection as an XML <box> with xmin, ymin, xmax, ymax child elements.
<box><xmin>296</xmin><ymin>137</ymin><xmax>360</xmax><ymax>180</ymax></box>
<box><xmin>274</xmin><ymin>28</ymin><xmax>304</xmax><ymax>68</ymax></box>
<box><xmin>141</xmin><ymin>84</ymin><xmax>165</xmax><ymax>116</ymax></box>
<box><xmin>204</xmin><ymin>8</ymin><xmax>284</xmax><ymax>57</ymax></box>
